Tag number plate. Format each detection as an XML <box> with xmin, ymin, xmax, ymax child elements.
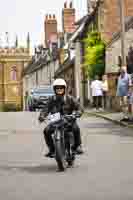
<box><xmin>48</xmin><ymin>113</ymin><xmax>61</xmax><ymax>123</ymax></box>
<box><xmin>40</xmin><ymin>96</ymin><xmax>47</xmax><ymax>100</ymax></box>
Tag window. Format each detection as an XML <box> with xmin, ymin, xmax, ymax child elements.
<box><xmin>11</xmin><ymin>66</ymin><xmax>17</xmax><ymax>81</ymax></box>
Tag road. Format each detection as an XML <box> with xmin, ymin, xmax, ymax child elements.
<box><xmin>0</xmin><ymin>112</ymin><xmax>133</xmax><ymax>200</ymax></box>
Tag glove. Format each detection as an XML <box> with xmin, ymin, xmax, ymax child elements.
<box><xmin>73</xmin><ymin>111</ymin><xmax>81</xmax><ymax>118</ymax></box>
<box><xmin>38</xmin><ymin>116</ymin><xmax>44</xmax><ymax>123</ymax></box>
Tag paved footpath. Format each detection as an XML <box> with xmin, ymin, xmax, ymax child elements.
<box><xmin>85</xmin><ymin>109</ymin><xmax>133</xmax><ymax>128</ymax></box>
<box><xmin>0</xmin><ymin>113</ymin><xmax>133</xmax><ymax>200</ymax></box>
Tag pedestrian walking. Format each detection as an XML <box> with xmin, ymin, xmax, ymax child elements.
<box><xmin>116</xmin><ymin>66</ymin><xmax>132</xmax><ymax>121</ymax></box>
<box><xmin>27</xmin><ymin>90</ymin><xmax>34</xmax><ymax>111</ymax></box>
<box><xmin>102</xmin><ymin>74</ymin><xmax>108</xmax><ymax>110</ymax></box>
<box><xmin>91</xmin><ymin>75</ymin><xmax>103</xmax><ymax>111</ymax></box>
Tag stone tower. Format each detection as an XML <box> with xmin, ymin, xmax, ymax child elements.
<box><xmin>15</xmin><ymin>35</ymin><xmax>18</xmax><ymax>48</ymax></box>
<box><xmin>27</xmin><ymin>32</ymin><xmax>30</xmax><ymax>52</ymax></box>
<box><xmin>0</xmin><ymin>46</ymin><xmax>31</xmax><ymax>109</ymax></box>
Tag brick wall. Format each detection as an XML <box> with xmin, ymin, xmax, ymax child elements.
<box><xmin>125</xmin><ymin>0</ymin><xmax>133</xmax><ymax>16</ymax></box>
<box><xmin>100</xmin><ymin>0</ymin><xmax>133</xmax><ymax>42</ymax></box>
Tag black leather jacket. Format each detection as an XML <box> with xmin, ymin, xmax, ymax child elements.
<box><xmin>39</xmin><ymin>95</ymin><xmax>84</xmax><ymax>120</ymax></box>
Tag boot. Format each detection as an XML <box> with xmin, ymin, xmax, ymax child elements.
<box><xmin>75</xmin><ymin>146</ymin><xmax>84</xmax><ymax>155</ymax></box>
<box><xmin>72</xmin><ymin>145</ymin><xmax>84</xmax><ymax>155</ymax></box>
<box><xmin>44</xmin><ymin>151</ymin><xmax>55</xmax><ymax>158</ymax></box>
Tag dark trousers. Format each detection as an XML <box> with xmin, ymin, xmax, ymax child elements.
<box><xmin>93</xmin><ymin>96</ymin><xmax>102</xmax><ymax>109</ymax></box>
<box><xmin>43</xmin><ymin>121</ymin><xmax>82</xmax><ymax>152</ymax></box>
<box><xmin>103</xmin><ymin>91</ymin><xmax>107</xmax><ymax>109</ymax></box>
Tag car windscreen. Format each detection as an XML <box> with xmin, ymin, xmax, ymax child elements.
<box><xmin>33</xmin><ymin>88</ymin><xmax>54</xmax><ymax>94</ymax></box>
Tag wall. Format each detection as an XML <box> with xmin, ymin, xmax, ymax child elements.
<box><xmin>0</xmin><ymin>48</ymin><xmax>30</xmax><ymax>108</ymax></box>
<box><xmin>106</xmin><ymin>26</ymin><xmax>133</xmax><ymax>73</ymax></box>
<box><xmin>99</xmin><ymin>0</ymin><xmax>133</xmax><ymax>42</ymax></box>
<box><xmin>23</xmin><ymin>59</ymin><xmax>59</xmax><ymax>97</ymax></box>
<box><xmin>105</xmin><ymin>25</ymin><xmax>133</xmax><ymax>110</ymax></box>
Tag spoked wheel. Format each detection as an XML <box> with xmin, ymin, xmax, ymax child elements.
<box><xmin>55</xmin><ymin>132</ymin><xmax>67</xmax><ymax>172</ymax></box>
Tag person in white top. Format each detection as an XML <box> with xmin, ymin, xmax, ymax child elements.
<box><xmin>102</xmin><ymin>74</ymin><xmax>108</xmax><ymax>109</ymax></box>
<box><xmin>91</xmin><ymin>75</ymin><xmax>103</xmax><ymax>110</ymax></box>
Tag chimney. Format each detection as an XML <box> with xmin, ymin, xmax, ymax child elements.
<box><xmin>70</xmin><ymin>1</ymin><xmax>73</xmax><ymax>8</ymax></box>
<box><xmin>62</xmin><ymin>1</ymin><xmax>76</xmax><ymax>33</ymax></box>
<box><xmin>46</xmin><ymin>14</ymin><xmax>48</xmax><ymax>20</ymax></box>
<box><xmin>44</xmin><ymin>14</ymin><xmax>58</xmax><ymax>47</ymax></box>
<box><xmin>64</xmin><ymin>2</ymin><xmax>67</xmax><ymax>8</ymax></box>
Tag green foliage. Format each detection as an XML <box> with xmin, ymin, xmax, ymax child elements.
<box><xmin>83</xmin><ymin>31</ymin><xmax>106</xmax><ymax>79</ymax></box>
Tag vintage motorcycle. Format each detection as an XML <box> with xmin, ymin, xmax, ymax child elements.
<box><xmin>43</xmin><ymin>112</ymin><xmax>80</xmax><ymax>172</ymax></box>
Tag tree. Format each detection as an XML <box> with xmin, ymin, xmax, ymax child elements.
<box><xmin>83</xmin><ymin>31</ymin><xmax>105</xmax><ymax>79</ymax></box>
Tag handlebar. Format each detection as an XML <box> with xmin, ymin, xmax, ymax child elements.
<box><xmin>38</xmin><ymin>112</ymin><xmax>81</xmax><ymax>124</ymax></box>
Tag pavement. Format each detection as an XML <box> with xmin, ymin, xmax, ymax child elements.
<box><xmin>85</xmin><ymin>108</ymin><xmax>133</xmax><ymax>129</ymax></box>
<box><xmin>0</xmin><ymin>113</ymin><xmax>133</xmax><ymax>199</ymax></box>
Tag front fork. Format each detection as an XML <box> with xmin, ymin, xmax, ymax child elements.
<box><xmin>65</xmin><ymin>131</ymin><xmax>75</xmax><ymax>160</ymax></box>
<box><xmin>52</xmin><ymin>128</ymin><xmax>66</xmax><ymax>155</ymax></box>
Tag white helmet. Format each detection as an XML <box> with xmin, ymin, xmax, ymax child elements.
<box><xmin>53</xmin><ymin>78</ymin><xmax>67</xmax><ymax>88</ymax></box>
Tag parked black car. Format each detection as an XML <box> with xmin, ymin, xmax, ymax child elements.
<box><xmin>30</xmin><ymin>86</ymin><xmax>54</xmax><ymax>111</ymax></box>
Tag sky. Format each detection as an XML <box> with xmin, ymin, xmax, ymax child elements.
<box><xmin>0</xmin><ymin>0</ymin><xmax>87</xmax><ymax>52</ymax></box>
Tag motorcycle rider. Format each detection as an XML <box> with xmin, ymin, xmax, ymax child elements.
<box><xmin>38</xmin><ymin>78</ymin><xmax>84</xmax><ymax>157</ymax></box>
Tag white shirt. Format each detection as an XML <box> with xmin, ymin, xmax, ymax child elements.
<box><xmin>91</xmin><ymin>80</ymin><xmax>103</xmax><ymax>96</ymax></box>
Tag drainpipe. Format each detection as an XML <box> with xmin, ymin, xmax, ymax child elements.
<box><xmin>74</xmin><ymin>40</ymin><xmax>84</xmax><ymax>107</ymax></box>
<box><xmin>118</xmin><ymin>0</ymin><xmax>126</xmax><ymax>66</ymax></box>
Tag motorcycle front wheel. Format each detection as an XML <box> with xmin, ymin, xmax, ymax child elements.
<box><xmin>55</xmin><ymin>130</ymin><xmax>67</xmax><ymax>172</ymax></box>
<box><xmin>65</xmin><ymin>132</ymin><xmax>75</xmax><ymax>167</ymax></box>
